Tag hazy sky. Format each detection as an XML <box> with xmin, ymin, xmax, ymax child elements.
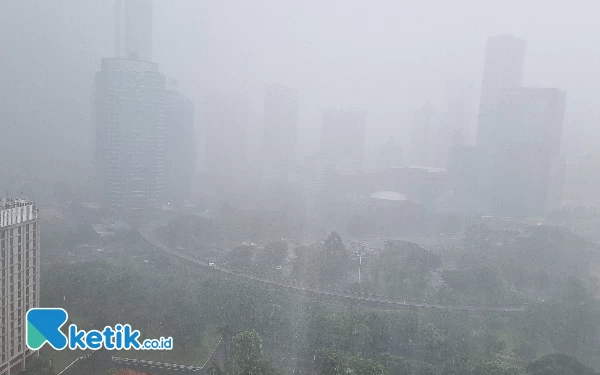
<box><xmin>1</xmin><ymin>0</ymin><xmax>600</xmax><ymax>189</ymax></box>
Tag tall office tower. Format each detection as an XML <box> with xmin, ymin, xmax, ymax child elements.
<box><xmin>376</xmin><ymin>138</ymin><xmax>403</xmax><ymax>170</ymax></box>
<box><xmin>0</xmin><ymin>199</ymin><xmax>39</xmax><ymax>375</ymax></box>
<box><xmin>437</xmin><ymin>80</ymin><xmax>473</xmax><ymax>167</ymax></box>
<box><xmin>410</xmin><ymin>102</ymin><xmax>440</xmax><ymax>168</ymax></box>
<box><xmin>115</xmin><ymin>0</ymin><xmax>153</xmax><ymax>61</ymax></box>
<box><xmin>95</xmin><ymin>58</ymin><xmax>166</xmax><ymax>213</ymax></box>
<box><xmin>320</xmin><ymin>109</ymin><xmax>366</xmax><ymax>173</ymax></box>
<box><xmin>477</xmin><ymin>34</ymin><xmax>527</xmax><ymax>149</ymax></box>
<box><xmin>163</xmin><ymin>84</ymin><xmax>195</xmax><ymax>207</ymax></box>
<box><xmin>487</xmin><ymin>88</ymin><xmax>566</xmax><ymax>216</ymax></box>
<box><xmin>204</xmin><ymin>93</ymin><xmax>249</xmax><ymax>184</ymax></box>
<box><xmin>262</xmin><ymin>84</ymin><xmax>299</xmax><ymax>184</ymax></box>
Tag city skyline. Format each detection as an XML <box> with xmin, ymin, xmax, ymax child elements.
<box><xmin>4</xmin><ymin>1</ymin><xmax>600</xmax><ymax>197</ymax></box>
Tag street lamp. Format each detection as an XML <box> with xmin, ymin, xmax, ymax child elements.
<box><xmin>351</xmin><ymin>242</ymin><xmax>370</xmax><ymax>284</ymax></box>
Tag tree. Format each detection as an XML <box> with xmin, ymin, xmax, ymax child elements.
<box><xmin>315</xmin><ymin>348</ymin><xmax>348</xmax><ymax>375</ymax></box>
<box><xmin>373</xmin><ymin>241</ymin><xmax>441</xmax><ymax>299</ymax></box>
<box><xmin>228</xmin><ymin>245</ymin><xmax>255</xmax><ymax>270</ymax></box>
<box><xmin>324</xmin><ymin>231</ymin><xmax>346</xmax><ymax>258</ymax></box>
<box><xmin>319</xmin><ymin>232</ymin><xmax>350</xmax><ymax>287</ymax></box>
<box><xmin>22</xmin><ymin>358</ymin><xmax>54</xmax><ymax>375</ymax></box>
<box><xmin>365</xmin><ymin>313</ymin><xmax>392</xmax><ymax>356</ymax></box>
<box><xmin>259</xmin><ymin>241</ymin><xmax>289</xmax><ymax>270</ymax></box>
<box><xmin>348</xmin><ymin>354</ymin><xmax>388</xmax><ymax>375</ymax></box>
<box><xmin>206</xmin><ymin>362</ymin><xmax>224</xmax><ymax>375</ymax></box>
<box><xmin>377</xmin><ymin>353</ymin><xmax>412</xmax><ymax>375</ymax></box>
<box><xmin>441</xmin><ymin>355</ymin><xmax>469</xmax><ymax>375</ymax></box>
<box><xmin>417</xmin><ymin>365</ymin><xmax>437</xmax><ymax>375</ymax></box>
<box><xmin>526</xmin><ymin>354</ymin><xmax>598</xmax><ymax>375</ymax></box>
<box><xmin>472</xmin><ymin>359</ymin><xmax>518</xmax><ymax>375</ymax></box>
<box><xmin>229</xmin><ymin>330</ymin><xmax>279</xmax><ymax>375</ymax></box>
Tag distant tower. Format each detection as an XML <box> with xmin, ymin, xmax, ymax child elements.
<box><xmin>410</xmin><ymin>102</ymin><xmax>440</xmax><ymax>168</ymax></box>
<box><xmin>477</xmin><ymin>34</ymin><xmax>527</xmax><ymax>148</ymax></box>
<box><xmin>376</xmin><ymin>138</ymin><xmax>403</xmax><ymax>170</ymax></box>
<box><xmin>486</xmin><ymin>87</ymin><xmax>566</xmax><ymax>216</ymax></box>
<box><xmin>204</xmin><ymin>93</ymin><xmax>250</xmax><ymax>184</ymax></box>
<box><xmin>95</xmin><ymin>58</ymin><xmax>166</xmax><ymax>213</ymax></box>
<box><xmin>437</xmin><ymin>81</ymin><xmax>473</xmax><ymax>168</ymax></box>
<box><xmin>320</xmin><ymin>109</ymin><xmax>366</xmax><ymax>173</ymax></box>
<box><xmin>115</xmin><ymin>0</ymin><xmax>153</xmax><ymax>61</ymax></box>
<box><xmin>262</xmin><ymin>84</ymin><xmax>299</xmax><ymax>184</ymax></box>
<box><xmin>163</xmin><ymin>82</ymin><xmax>195</xmax><ymax>207</ymax></box>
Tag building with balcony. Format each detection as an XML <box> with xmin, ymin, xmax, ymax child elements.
<box><xmin>0</xmin><ymin>199</ymin><xmax>39</xmax><ymax>375</ymax></box>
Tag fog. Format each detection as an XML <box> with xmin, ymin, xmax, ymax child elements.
<box><xmin>2</xmin><ymin>0</ymin><xmax>600</xmax><ymax>193</ymax></box>
<box><xmin>5</xmin><ymin>2</ymin><xmax>600</xmax><ymax>375</ymax></box>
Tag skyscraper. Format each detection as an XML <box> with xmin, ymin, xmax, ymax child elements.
<box><xmin>562</xmin><ymin>157</ymin><xmax>600</xmax><ymax>212</ymax></box>
<box><xmin>95</xmin><ymin>58</ymin><xmax>166</xmax><ymax>213</ymax></box>
<box><xmin>410</xmin><ymin>102</ymin><xmax>440</xmax><ymax>168</ymax></box>
<box><xmin>488</xmin><ymin>88</ymin><xmax>565</xmax><ymax>153</ymax></box>
<box><xmin>376</xmin><ymin>138</ymin><xmax>403</xmax><ymax>170</ymax></box>
<box><xmin>320</xmin><ymin>109</ymin><xmax>366</xmax><ymax>173</ymax></box>
<box><xmin>262</xmin><ymin>84</ymin><xmax>299</xmax><ymax>184</ymax></box>
<box><xmin>0</xmin><ymin>199</ymin><xmax>39</xmax><ymax>375</ymax></box>
<box><xmin>204</xmin><ymin>93</ymin><xmax>249</xmax><ymax>183</ymax></box>
<box><xmin>437</xmin><ymin>80</ymin><xmax>473</xmax><ymax>167</ymax></box>
<box><xmin>114</xmin><ymin>0</ymin><xmax>153</xmax><ymax>61</ymax></box>
<box><xmin>163</xmin><ymin>84</ymin><xmax>195</xmax><ymax>207</ymax></box>
<box><xmin>486</xmin><ymin>87</ymin><xmax>566</xmax><ymax>216</ymax></box>
<box><xmin>477</xmin><ymin>34</ymin><xmax>527</xmax><ymax>148</ymax></box>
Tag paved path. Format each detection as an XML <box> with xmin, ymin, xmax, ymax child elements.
<box><xmin>140</xmin><ymin>220</ymin><xmax>527</xmax><ymax>313</ymax></box>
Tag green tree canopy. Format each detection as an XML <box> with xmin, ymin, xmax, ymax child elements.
<box><xmin>526</xmin><ymin>354</ymin><xmax>598</xmax><ymax>375</ymax></box>
<box><xmin>229</xmin><ymin>330</ymin><xmax>279</xmax><ymax>375</ymax></box>
<box><xmin>472</xmin><ymin>359</ymin><xmax>519</xmax><ymax>375</ymax></box>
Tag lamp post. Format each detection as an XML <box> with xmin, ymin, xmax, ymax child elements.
<box><xmin>352</xmin><ymin>242</ymin><xmax>370</xmax><ymax>284</ymax></box>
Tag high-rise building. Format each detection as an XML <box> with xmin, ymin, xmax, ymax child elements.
<box><xmin>95</xmin><ymin>58</ymin><xmax>166</xmax><ymax>213</ymax></box>
<box><xmin>487</xmin><ymin>88</ymin><xmax>565</xmax><ymax>153</ymax></box>
<box><xmin>561</xmin><ymin>157</ymin><xmax>600</xmax><ymax>212</ymax></box>
<box><xmin>437</xmin><ymin>80</ymin><xmax>473</xmax><ymax>167</ymax></box>
<box><xmin>204</xmin><ymin>93</ymin><xmax>249</xmax><ymax>183</ymax></box>
<box><xmin>376</xmin><ymin>138</ymin><xmax>403</xmax><ymax>170</ymax></box>
<box><xmin>0</xmin><ymin>199</ymin><xmax>39</xmax><ymax>375</ymax></box>
<box><xmin>320</xmin><ymin>109</ymin><xmax>366</xmax><ymax>173</ymax></box>
<box><xmin>262</xmin><ymin>84</ymin><xmax>299</xmax><ymax>184</ymax></box>
<box><xmin>163</xmin><ymin>85</ymin><xmax>195</xmax><ymax>207</ymax></box>
<box><xmin>486</xmin><ymin>87</ymin><xmax>566</xmax><ymax>216</ymax></box>
<box><xmin>114</xmin><ymin>0</ymin><xmax>153</xmax><ymax>61</ymax></box>
<box><xmin>410</xmin><ymin>102</ymin><xmax>440</xmax><ymax>168</ymax></box>
<box><xmin>477</xmin><ymin>34</ymin><xmax>527</xmax><ymax>148</ymax></box>
<box><xmin>471</xmin><ymin>34</ymin><xmax>567</xmax><ymax>216</ymax></box>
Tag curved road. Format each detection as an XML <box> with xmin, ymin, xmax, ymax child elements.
<box><xmin>140</xmin><ymin>220</ymin><xmax>527</xmax><ymax>313</ymax></box>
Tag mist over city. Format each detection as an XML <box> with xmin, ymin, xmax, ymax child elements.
<box><xmin>2</xmin><ymin>1</ymin><xmax>600</xmax><ymax>375</ymax></box>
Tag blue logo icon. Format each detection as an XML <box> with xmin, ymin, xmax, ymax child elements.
<box><xmin>26</xmin><ymin>308</ymin><xmax>69</xmax><ymax>350</ymax></box>
<box><xmin>26</xmin><ymin>308</ymin><xmax>173</xmax><ymax>351</ymax></box>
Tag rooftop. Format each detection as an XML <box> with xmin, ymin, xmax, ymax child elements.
<box><xmin>369</xmin><ymin>191</ymin><xmax>407</xmax><ymax>201</ymax></box>
<box><xmin>0</xmin><ymin>198</ymin><xmax>35</xmax><ymax>210</ymax></box>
